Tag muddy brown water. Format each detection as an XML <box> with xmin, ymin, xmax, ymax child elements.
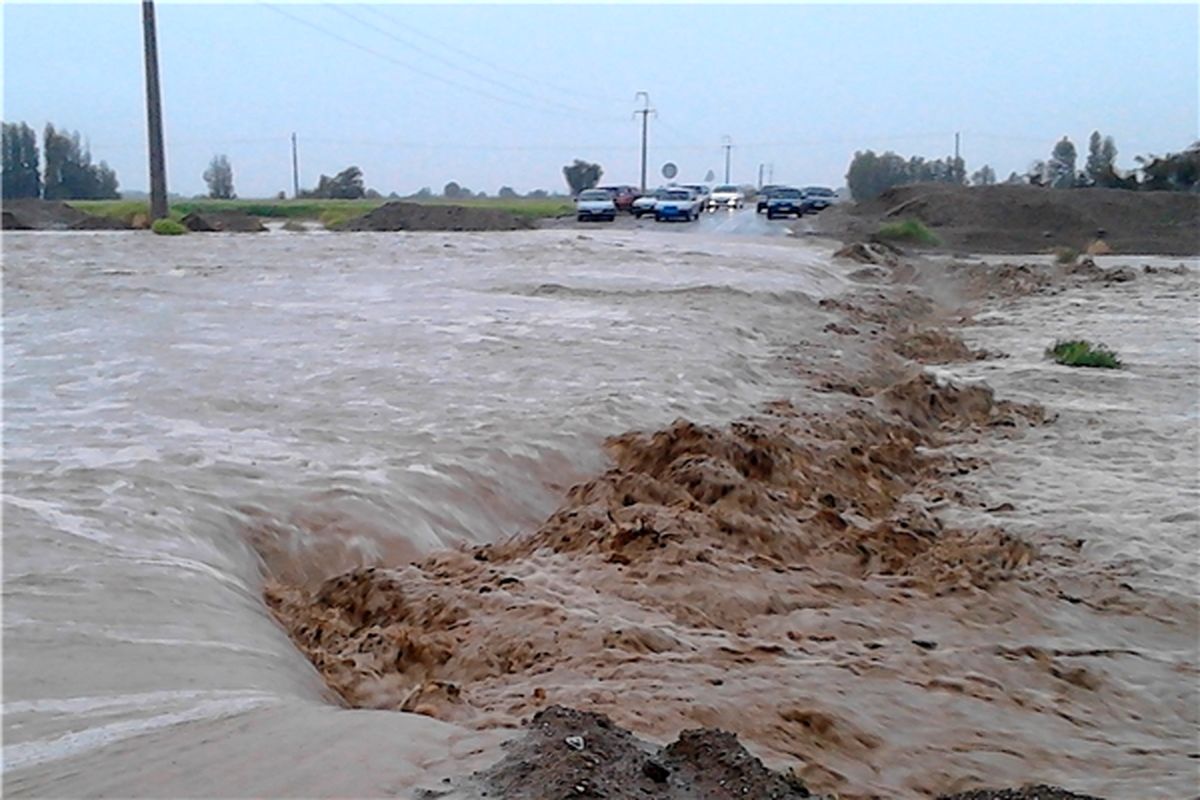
<box><xmin>2</xmin><ymin>226</ymin><xmax>1196</xmax><ymax>798</ymax></box>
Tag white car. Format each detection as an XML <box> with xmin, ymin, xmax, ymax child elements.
<box><xmin>708</xmin><ymin>184</ymin><xmax>745</xmax><ymax>210</ymax></box>
<box><xmin>654</xmin><ymin>187</ymin><xmax>703</xmax><ymax>222</ymax></box>
<box><xmin>632</xmin><ymin>189</ymin><xmax>662</xmax><ymax>219</ymax></box>
<box><xmin>681</xmin><ymin>184</ymin><xmax>711</xmax><ymax>209</ymax></box>
<box><xmin>575</xmin><ymin>188</ymin><xmax>617</xmax><ymax>222</ymax></box>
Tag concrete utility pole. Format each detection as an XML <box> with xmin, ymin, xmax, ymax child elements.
<box><xmin>758</xmin><ymin>163</ymin><xmax>764</xmax><ymax>189</ymax></box>
<box><xmin>634</xmin><ymin>92</ymin><xmax>654</xmax><ymax>194</ymax></box>
<box><xmin>721</xmin><ymin>135</ymin><xmax>732</xmax><ymax>183</ymax></box>
<box><xmin>291</xmin><ymin>132</ymin><xmax>300</xmax><ymax>198</ymax></box>
<box><xmin>141</xmin><ymin>0</ymin><xmax>168</xmax><ymax>220</ymax></box>
<box><xmin>954</xmin><ymin>131</ymin><xmax>962</xmax><ymax>181</ymax></box>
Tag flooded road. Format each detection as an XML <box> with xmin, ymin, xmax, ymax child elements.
<box><xmin>2</xmin><ymin>227</ymin><xmax>1195</xmax><ymax>798</ymax></box>
<box><xmin>2</xmin><ymin>225</ymin><xmax>841</xmax><ymax>795</ymax></box>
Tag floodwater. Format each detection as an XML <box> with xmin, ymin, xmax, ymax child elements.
<box><xmin>2</xmin><ymin>224</ymin><xmax>841</xmax><ymax>796</ymax></box>
<box><xmin>2</xmin><ymin>225</ymin><xmax>1196</xmax><ymax>798</ymax></box>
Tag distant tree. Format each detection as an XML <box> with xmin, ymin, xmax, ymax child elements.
<box><xmin>475</xmin><ymin>190</ymin><xmax>488</xmax><ymax>198</ymax></box>
<box><xmin>526</xmin><ymin>188</ymin><xmax>549</xmax><ymax>198</ymax></box>
<box><xmin>203</xmin><ymin>154</ymin><xmax>235</xmax><ymax>199</ymax></box>
<box><xmin>2</xmin><ymin>122</ymin><xmax>42</xmax><ymax>198</ymax></box>
<box><xmin>563</xmin><ymin>159</ymin><xmax>603</xmax><ymax>194</ymax></box>
<box><xmin>498</xmin><ymin>185</ymin><xmax>518</xmax><ymax>198</ymax></box>
<box><xmin>1027</xmin><ymin>160</ymin><xmax>1048</xmax><ymax>186</ymax></box>
<box><xmin>1135</xmin><ymin>142</ymin><xmax>1200</xmax><ymax>192</ymax></box>
<box><xmin>387</xmin><ymin>191</ymin><xmax>400</xmax><ymax>199</ymax></box>
<box><xmin>970</xmin><ymin>165</ymin><xmax>996</xmax><ymax>186</ymax></box>
<box><xmin>364</xmin><ymin>188</ymin><xmax>382</xmax><ymax>199</ymax></box>
<box><xmin>1048</xmin><ymin>136</ymin><xmax>1077</xmax><ymax>188</ymax></box>
<box><xmin>846</xmin><ymin>149</ymin><xmax>910</xmax><ymax>200</ymax></box>
<box><xmin>1004</xmin><ymin>171</ymin><xmax>1023</xmax><ymax>185</ymax></box>
<box><xmin>41</xmin><ymin>124</ymin><xmax>120</xmax><ymax>199</ymax></box>
<box><xmin>443</xmin><ymin>181</ymin><xmax>464</xmax><ymax>198</ymax></box>
<box><xmin>413</xmin><ymin>186</ymin><xmax>432</xmax><ymax>199</ymax></box>
<box><xmin>302</xmin><ymin>166</ymin><xmax>365</xmax><ymax>199</ymax></box>
<box><xmin>1085</xmin><ymin>131</ymin><xmax>1116</xmax><ymax>186</ymax></box>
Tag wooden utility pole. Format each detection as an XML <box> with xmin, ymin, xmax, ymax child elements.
<box><xmin>141</xmin><ymin>0</ymin><xmax>168</xmax><ymax>220</ymax></box>
<box><xmin>291</xmin><ymin>133</ymin><xmax>300</xmax><ymax>198</ymax></box>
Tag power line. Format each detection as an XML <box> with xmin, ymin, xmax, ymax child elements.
<box><xmin>325</xmin><ymin>4</ymin><xmax>616</xmax><ymax>120</ymax></box>
<box><xmin>355</xmin><ymin>3</ymin><xmax>629</xmax><ymax>107</ymax></box>
<box><xmin>258</xmin><ymin>2</ymin><xmax>620</xmax><ymax>120</ymax></box>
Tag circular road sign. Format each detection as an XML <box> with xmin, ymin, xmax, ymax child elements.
<box><xmin>662</xmin><ymin>162</ymin><xmax>678</xmax><ymax>180</ymax></box>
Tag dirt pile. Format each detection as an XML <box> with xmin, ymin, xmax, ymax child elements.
<box><xmin>815</xmin><ymin>183</ymin><xmax>1200</xmax><ymax>255</ymax></box>
<box><xmin>938</xmin><ymin>788</ymin><xmax>1104</xmax><ymax>800</ymax></box>
<box><xmin>833</xmin><ymin>241</ymin><xmax>900</xmax><ymax>266</ymax></box>
<box><xmin>1</xmin><ymin>199</ymin><xmax>129</xmax><ymax>231</ymax></box>
<box><xmin>431</xmin><ymin>705</ymin><xmax>817</xmax><ymax>799</ymax></box>
<box><xmin>338</xmin><ymin>202</ymin><xmax>537</xmax><ymax>232</ymax></box>
<box><xmin>181</xmin><ymin>210</ymin><xmax>267</xmax><ymax>233</ymax></box>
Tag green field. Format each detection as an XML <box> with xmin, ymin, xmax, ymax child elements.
<box><xmin>68</xmin><ymin>197</ymin><xmax>574</xmax><ymax>228</ymax></box>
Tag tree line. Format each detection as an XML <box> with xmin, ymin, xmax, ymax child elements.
<box><xmin>2</xmin><ymin>122</ymin><xmax>120</xmax><ymax>200</ymax></box>
<box><xmin>846</xmin><ymin>132</ymin><xmax>1200</xmax><ymax>201</ymax></box>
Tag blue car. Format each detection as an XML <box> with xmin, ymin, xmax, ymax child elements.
<box><xmin>765</xmin><ymin>187</ymin><xmax>805</xmax><ymax>219</ymax></box>
<box><xmin>654</xmin><ymin>188</ymin><xmax>702</xmax><ymax>222</ymax></box>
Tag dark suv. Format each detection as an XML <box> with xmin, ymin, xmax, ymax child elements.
<box><xmin>756</xmin><ymin>185</ymin><xmax>786</xmax><ymax>214</ymax></box>
<box><xmin>595</xmin><ymin>185</ymin><xmax>638</xmax><ymax>213</ymax></box>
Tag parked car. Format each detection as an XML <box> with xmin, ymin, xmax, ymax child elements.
<box><xmin>765</xmin><ymin>187</ymin><xmax>806</xmax><ymax>219</ymax></box>
<box><xmin>681</xmin><ymin>184</ymin><xmax>711</xmax><ymax>209</ymax></box>
<box><xmin>575</xmin><ymin>188</ymin><xmax>617</xmax><ymax>222</ymax></box>
<box><xmin>708</xmin><ymin>184</ymin><xmax>745</xmax><ymax>210</ymax></box>
<box><xmin>801</xmin><ymin>186</ymin><xmax>836</xmax><ymax>213</ymax></box>
<box><xmin>595</xmin><ymin>185</ymin><xmax>638</xmax><ymax>213</ymax></box>
<box><xmin>756</xmin><ymin>185</ymin><xmax>786</xmax><ymax>214</ymax></box>
<box><xmin>654</xmin><ymin>187</ymin><xmax>703</xmax><ymax>222</ymax></box>
<box><xmin>632</xmin><ymin>189</ymin><xmax>663</xmax><ymax>218</ymax></box>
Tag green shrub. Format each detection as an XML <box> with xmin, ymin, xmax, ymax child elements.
<box><xmin>1046</xmin><ymin>339</ymin><xmax>1122</xmax><ymax>369</ymax></box>
<box><xmin>875</xmin><ymin>218</ymin><xmax>940</xmax><ymax>246</ymax></box>
<box><xmin>150</xmin><ymin>218</ymin><xmax>188</xmax><ymax>236</ymax></box>
<box><xmin>1053</xmin><ymin>246</ymin><xmax>1079</xmax><ymax>264</ymax></box>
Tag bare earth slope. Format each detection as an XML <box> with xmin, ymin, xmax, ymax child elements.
<box><xmin>814</xmin><ymin>184</ymin><xmax>1200</xmax><ymax>255</ymax></box>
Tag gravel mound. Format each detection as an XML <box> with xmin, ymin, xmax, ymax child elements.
<box><xmin>181</xmin><ymin>210</ymin><xmax>266</xmax><ymax>232</ymax></box>
<box><xmin>1</xmin><ymin>199</ymin><xmax>129</xmax><ymax>231</ymax></box>
<box><xmin>338</xmin><ymin>201</ymin><xmax>536</xmax><ymax>232</ymax></box>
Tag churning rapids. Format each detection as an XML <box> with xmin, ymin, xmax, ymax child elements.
<box><xmin>2</xmin><ymin>226</ymin><xmax>1196</xmax><ymax>799</ymax></box>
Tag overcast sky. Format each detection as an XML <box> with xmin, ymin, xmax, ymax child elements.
<box><xmin>3</xmin><ymin>2</ymin><xmax>1197</xmax><ymax>197</ymax></box>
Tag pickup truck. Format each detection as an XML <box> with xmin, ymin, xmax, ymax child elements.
<box><xmin>575</xmin><ymin>189</ymin><xmax>618</xmax><ymax>222</ymax></box>
<box><xmin>654</xmin><ymin>188</ymin><xmax>702</xmax><ymax>222</ymax></box>
<box><xmin>765</xmin><ymin>187</ymin><xmax>806</xmax><ymax>219</ymax></box>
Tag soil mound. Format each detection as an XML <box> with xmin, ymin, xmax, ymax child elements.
<box><xmin>1</xmin><ymin>199</ymin><xmax>129</xmax><ymax>231</ymax></box>
<box><xmin>440</xmin><ymin>705</ymin><xmax>816</xmax><ymax>799</ymax></box>
<box><xmin>338</xmin><ymin>202</ymin><xmax>537</xmax><ymax>232</ymax></box>
<box><xmin>938</xmin><ymin>787</ymin><xmax>1104</xmax><ymax>800</ymax></box>
<box><xmin>181</xmin><ymin>210</ymin><xmax>267</xmax><ymax>233</ymax></box>
<box><xmin>817</xmin><ymin>183</ymin><xmax>1199</xmax><ymax>255</ymax></box>
<box><xmin>833</xmin><ymin>241</ymin><xmax>900</xmax><ymax>266</ymax></box>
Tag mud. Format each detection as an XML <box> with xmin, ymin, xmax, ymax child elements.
<box><xmin>814</xmin><ymin>183</ymin><xmax>1200</xmax><ymax>255</ymax></box>
<box><xmin>337</xmin><ymin>201</ymin><xmax>537</xmax><ymax>232</ymax></box>
<box><xmin>427</xmin><ymin>705</ymin><xmax>817</xmax><ymax>799</ymax></box>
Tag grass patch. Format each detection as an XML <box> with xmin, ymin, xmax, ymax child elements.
<box><xmin>1046</xmin><ymin>339</ymin><xmax>1122</xmax><ymax>369</ymax></box>
<box><xmin>150</xmin><ymin>218</ymin><xmax>188</xmax><ymax>236</ymax></box>
<box><xmin>874</xmin><ymin>218</ymin><xmax>940</xmax><ymax>246</ymax></box>
<box><xmin>70</xmin><ymin>196</ymin><xmax>573</xmax><ymax>226</ymax></box>
<box><xmin>1053</xmin><ymin>246</ymin><xmax>1079</xmax><ymax>264</ymax></box>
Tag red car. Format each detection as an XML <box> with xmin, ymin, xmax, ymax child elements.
<box><xmin>595</xmin><ymin>185</ymin><xmax>638</xmax><ymax>213</ymax></box>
